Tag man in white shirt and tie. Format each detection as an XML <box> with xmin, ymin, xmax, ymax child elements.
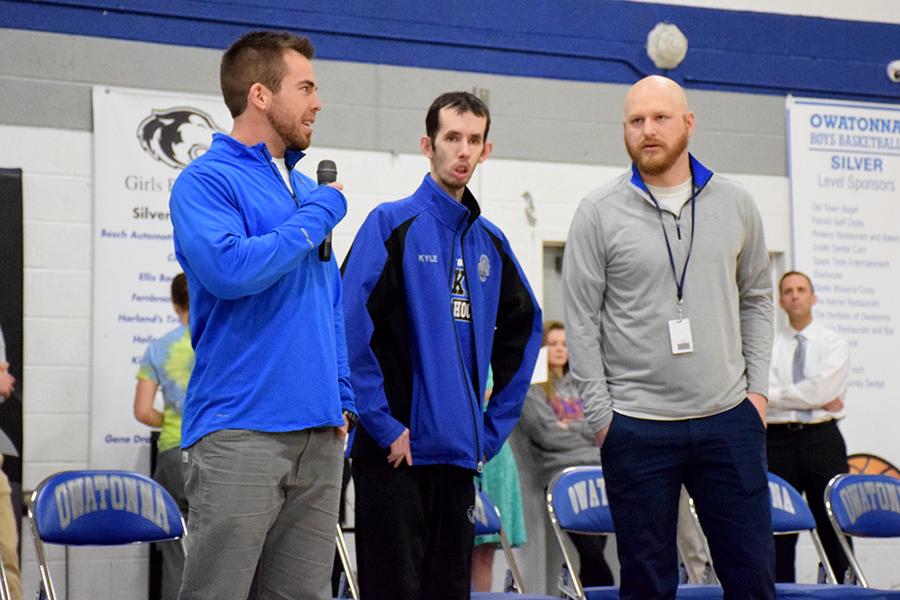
<box><xmin>767</xmin><ymin>271</ymin><xmax>850</xmax><ymax>583</ymax></box>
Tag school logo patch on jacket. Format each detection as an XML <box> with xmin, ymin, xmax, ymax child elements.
<box><xmin>478</xmin><ymin>254</ymin><xmax>491</xmax><ymax>282</ymax></box>
<box><xmin>451</xmin><ymin>258</ymin><xmax>472</xmax><ymax>322</ymax></box>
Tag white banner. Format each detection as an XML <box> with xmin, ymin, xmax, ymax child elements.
<box><xmin>91</xmin><ymin>87</ymin><xmax>232</xmax><ymax>469</ymax></box>
<box><xmin>787</xmin><ymin>96</ymin><xmax>900</xmax><ymax>459</ymax></box>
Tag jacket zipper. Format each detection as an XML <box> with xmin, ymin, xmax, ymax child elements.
<box><xmin>448</xmin><ymin>230</ymin><xmax>483</xmax><ymax>473</ymax></box>
<box><xmin>269</xmin><ymin>160</ymin><xmax>298</xmax><ymax>207</ymax></box>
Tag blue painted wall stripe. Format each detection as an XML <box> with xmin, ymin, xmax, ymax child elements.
<box><xmin>2</xmin><ymin>0</ymin><xmax>898</xmax><ymax>102</ymax></box>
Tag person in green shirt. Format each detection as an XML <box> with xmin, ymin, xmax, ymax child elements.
<box><xmin>133</xmin><ymin>273</ymin><xmax>193</xmax><ymax>600</ymax></box>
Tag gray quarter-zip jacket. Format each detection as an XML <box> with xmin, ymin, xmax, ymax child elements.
<box><xmin>562</xmin><ymin>155</ymin><xmax>773</xmax><ymax>433</ymax></box>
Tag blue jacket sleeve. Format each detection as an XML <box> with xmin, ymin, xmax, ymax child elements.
<box><xmin>330</xmin><ymin>260</ymin><xmax>356</xmax><ymax>415</ymax></box>
<box><xmin>482</xmin><ymin>232</ymin><xmax>543</xmax><ymax>460</ymax></box>
<box><xmin>170</xmin><ymin>167</ymin><xmax>347</xmax><ymax>300</ymax></box>
<box><xmin>341</xmin><ymin>211</ymin><xmax>407</xmax><ymax>448</ymax></box>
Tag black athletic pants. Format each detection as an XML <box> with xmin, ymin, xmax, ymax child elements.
<box><xmin>353</xmin><ymin>460</ymin><xmax>476</xmax><ymax>600</ymax></box>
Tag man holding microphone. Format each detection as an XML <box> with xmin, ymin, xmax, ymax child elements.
<box><xmin>169</xmin><ymin>30</ymin><xmax>355</xmax><ymax>600</ymax></box>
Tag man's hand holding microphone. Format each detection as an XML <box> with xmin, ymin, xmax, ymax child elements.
<box><xmin>317</xmin><ymin>159</ymin><xmax>341</xmax><ymax>261</ymax></box>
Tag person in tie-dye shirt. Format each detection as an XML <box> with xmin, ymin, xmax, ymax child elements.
<box><xmin>134</xmin><ymin>272</ymin><xmax>193</xmax><ymax>600</ymax></box>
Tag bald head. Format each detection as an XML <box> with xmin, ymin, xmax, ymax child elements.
<box><xmin>622</xmin><ymin>75</ymin><xmax>695</xmax><ymax>185</ymax></box>
<box><xmin>624</xmin><ymin>76</ymin><xmax>690</xmax><ymax>119</ymax></box>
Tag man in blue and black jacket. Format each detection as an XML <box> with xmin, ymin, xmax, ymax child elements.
<box><xmin>342</xmin><ymin>91</ymin><xmax>542</xmax><ymax>600</ymax></box>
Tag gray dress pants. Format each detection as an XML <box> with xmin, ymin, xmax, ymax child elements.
<box><xmin>178</xmin><ymin>428</ymin><xmax>344</xmax><ymax>600</ymax></box>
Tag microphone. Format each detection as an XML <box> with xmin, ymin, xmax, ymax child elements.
<box><xmin>317</xmin><ymin>159</ymin><xmax>338</xmax><ymax>262</ymax></box>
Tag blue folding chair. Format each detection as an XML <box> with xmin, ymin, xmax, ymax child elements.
<box><xmin>826</xmin><ymin>473</ymin><xmax>900</xmax><ymax>589</ymax></box>
<box><xmin>763</xmin><ymin>472</ymin><xmax>900</xmax><ymax>598</ymax></box>
<box><xmin>546</xmin><ymin>467</ymin><xmax>900</xmax><ymax>600</ymax></box>
<box><xmin>27</xmin><ymin>470</ymin><xmax>186</xmax><ymax>600</ymax></box>
<box><xmin>548</xmin><ymin>467</ymin><xmax>722</xmax><ymax>599</ymax></box>
<box><xmin>472</xmin><ymin>486</ymin><xmax>558</xmax><ymax>599</ymax></box>
<box><xmin>545</xmin><ymin>466</ymin><xmax>619</xmax><ymax>600</ymax></box>
<box><xmin>768</xmin><ymin>472</ymin><xmax>837</xmax><ymax>584</ymax></box>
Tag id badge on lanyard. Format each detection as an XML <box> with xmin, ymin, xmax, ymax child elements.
<box><xmin>668</xmin><ymin>300</ymin><xmax>693</xmax><ymax>355</ymax></box>
<box><xmin>644</xmin><ymin>171</ymin><xmax>698</xmax><ymax>356</ymax></box>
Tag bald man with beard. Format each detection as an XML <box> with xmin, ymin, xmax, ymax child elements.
<box><xmin>563</xmin><ymin>76</ymin><xmax>775</xmax><ymax>599</ymax></box>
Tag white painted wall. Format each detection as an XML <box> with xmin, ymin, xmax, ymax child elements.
<box><xmin>4</xmin><ymin>122</ymin><xmax>896</xmax><ymax>596</ymax></box>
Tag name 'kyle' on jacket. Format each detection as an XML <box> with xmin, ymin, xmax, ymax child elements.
<box><xmin>341</xmin><ymin>174</ymin><xmax>543</xmax><ymax>471</ymax></box>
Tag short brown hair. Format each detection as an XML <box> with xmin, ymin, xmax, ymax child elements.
<box><xmin>220</xmin><ymin>31</ymin><xmax>314</xmax><ymax>118</ymax></box>
<box><xmin>171</xmin><ymin>273</ymin><xmax>189</xmax><ymax>311</ymax></box>
<box><xmin>425</xmin><ymin>91</ymin><xmax>491</xmax><ymax>145</ymax></box>
<box><xmin>778</xmin><ymin>271</ymin><xmax>814</xmax><ymax>295</ymax></box>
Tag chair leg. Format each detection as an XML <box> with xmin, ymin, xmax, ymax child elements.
<box><xmin>0</xmin><ymin>557</ymin><xmax>10</xmax><ymax>600</ymax></box>
<box><xmin>335</xmin><ymin>525</ymin><xmax>359</xmax><ymax>600</ymax></box>
<box><xmin>548</xmin><ymin>517</ymin><xmax>585</xmax><ymax>600</ymax></box>
<box><xmin>28</xmin><ymin>507</ymin><xmax>57</xmax><ymax>600</ymax></box>
<box><xmin>497</xmin><ymin>528</ymin><xmax>526</xmax><ymax>593</ymax></box>
<box><xmin>835</xmin><ymin>530</ymin><xmax>868</xmax><ymax>587</ymax></box>
<box><xmin>808</xmin><ymin>530</ymin><xmax>837</xmax><ymax>584</ymax></box>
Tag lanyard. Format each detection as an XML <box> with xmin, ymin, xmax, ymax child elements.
<box><xmin>642</xmin><ymin>170</ymin><xmax>698</xmax><ymax>318</ymax></box>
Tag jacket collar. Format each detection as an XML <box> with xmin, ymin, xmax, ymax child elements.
<box><xmin>629</xmin><ymin>153</ymin><xmax>714</xmax><ymax>196</ymax></box>
<box><xmin>285</xmin><ymin>148</ymin><xmax>306</xmax><ymax>171</ymax></box>
<box><xmin>418</xmin><ymin>174</ymin><xmax>481</xmax><ymax>231</ymax></box>
<box><xmin>211</xmin><ymin>133</ymin><xmax>306</xmax><ymax>169</ymax></box>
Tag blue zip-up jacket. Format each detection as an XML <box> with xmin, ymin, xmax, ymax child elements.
<box><xmin>169</xmin><ymin>133</ymin><xmax>355</xmax><ymax>448</ymax></box>
<box><xmin>341</xmin><ymin>174</ymin><xmax>542</xmax><ymax>470</ymax></box>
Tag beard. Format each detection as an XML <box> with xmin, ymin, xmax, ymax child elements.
<box><xmin>626</xmin><ymin>127</ymin><xmax>689</xmax><ymax>177</ymax></box>
<box><xmin>267</xmin><ymin>101</ymin><xmax>311</xmax><ymax>151</ymax></box>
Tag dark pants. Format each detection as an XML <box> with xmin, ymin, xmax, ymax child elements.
<box><xmin>570</xmin><ymin>533</ymin><xmax>614</xmax><ymax>586</ymax></box>
<box><xmin>331</xmin><ymin>458</ymin><xmax>352</xmax><ymax>596</ymax></box>
<box><xmin>353</xmin><ymin>460</ymin><xmax>476</xmax><ymax>600</ymax></box>
<box><xmin>767</xmin><ymin>419</ymin><xmax>849</xmax><ymax>583</ymax></box>
<box><xmin>602</xmin><ymin>400</ymin><xmax>775</xmax><ymax>600</ymax></box>
<box><xmin>153</xmin><ymin>447</ymin><xmax>187</xmax><ymax>600</ymax></box>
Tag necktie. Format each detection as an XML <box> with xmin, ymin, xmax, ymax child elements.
<box><xmin>793</xmin><ymin>334</ymin><xmax>806</xmax><ymax>384</ymax></box>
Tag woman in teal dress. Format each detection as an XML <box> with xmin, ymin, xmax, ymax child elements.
<box><xmin>471</xmin><ymin>368</ymin><xmax>527</xmax><ymax>592</ymax></box>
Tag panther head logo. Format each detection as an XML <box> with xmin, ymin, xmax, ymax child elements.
<box><xmin>137</xmin><ymin>107</ymin><xmax>223</xmax><ymax>170</ymax></box>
